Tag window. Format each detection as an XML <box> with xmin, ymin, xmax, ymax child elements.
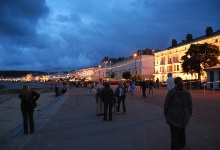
<box><xmin>177</xmin><ymin>65</ymin><xmax>179</xmax><ymax>71</ymax></box>
<box><xmin>173</xmin><ymin>56</ymin><xmax>178</xmax><ymax>63</ymax></box>
<box><xmin>162</xmin><ymin>66</ymin><xmax>164</xmax><ymax>73</ymax></box>
<box><xmin>167</xmin><ymin>66</ymin><xmax>172</xmax><ymax>72</ymax></box>
<box><xmin>168</xmin><ymin>57</ymin><xmax>172</xmax><ymax>64</ymax></box>
<box><xmin>160</xmin><ymin>57</ymin><xmax>165</xmax><ymax>64</ymax></box>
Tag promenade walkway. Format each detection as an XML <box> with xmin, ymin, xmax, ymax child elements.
<box><xmin>1</xmin><ymin>85</ymin><xmax>220</xmax><ymax>150</ymax></box>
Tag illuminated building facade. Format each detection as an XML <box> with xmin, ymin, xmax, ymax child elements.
<box><xmin>204</xmin><ymin>65</ymin><xmax>220</xmax><ymax>89</ymax></box>
<box><xmin>71</xmin><ymin>66</ymin><xmax>106</xmax><ymax>81</ymax></box>
<box><xmin>154</xmin><ymin>27</ymin><xmax>220</xmax><ymax>82</ymax></box>
<box><xmin>105</xmin><ymin>49</ymin><xmax>155</xmax><ymax>80</ymax></box>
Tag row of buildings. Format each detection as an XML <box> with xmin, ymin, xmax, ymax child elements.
<box><xmin>71</xmin><ymin>27</ymin><xmax>220</xmax><ymax>89</ymax></box>
<box><xmin>1</xmin><ymin>27</ymin><xmax>219</xmax><ymax>89</ymax></box>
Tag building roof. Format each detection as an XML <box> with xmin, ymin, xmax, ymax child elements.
<box><xmin>204</xmin><ymin>64</ymin><xmax>220</xmax><ymax>70</ymax></box>
<box><xmin>163</xmin><ymin>29</ymin><xmax>220</xmax><ymax>51</ymax></box>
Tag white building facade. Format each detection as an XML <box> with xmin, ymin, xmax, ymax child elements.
<box><xmin>154</xmin><ymin>27</ymin><xmax>220</xmax><ymax>82</ymax></box>
<box><xmin>105</xmin><ymin>50</ymin><xmax>155</xmax><ymax>80</ymax></box>
<box><xmin>71</xmin><ymin>67</ymin><xmax>106</xmax><ymax>81</ymax></box>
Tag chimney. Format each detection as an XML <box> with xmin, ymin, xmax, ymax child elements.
<box><xmin>145</xmin><ymin>49</ymin><xmax>150</xmax><ymax>55</ymax></box>
<box><xmin>206</xmin><ymin>27</ymin><xmax>213</xmax><ymax>36</ymax></box>
<box><xmin>186</xmin><ymin>34</ymin><xmax>193</xmax><ymax>42</ymax></box>
<box><xmin>172</xmin><ymin>39</ymin><xmax>177</xmax><ymax>47</ymax></box>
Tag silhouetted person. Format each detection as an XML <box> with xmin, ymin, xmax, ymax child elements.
<box><xmin>156</xmin><ymin>78</ymin><xmax>159</xmax><ymax>89</ymax></box>
<box><xmin>140</xmin><ymin>79</ymin><xmax>147</xmax><ymax>98</ymax></box>
<box><xmin>148</xmin><ymin>80</ymin><xmax>154</xmax><ymax>97</ymax></box>
<box><xmin>164</xmin><ymin>77</ymin><xmax>192</xmax><ymax>150</ymax></box>
<box><xmin>102</xmin><ymin>82</ymin><xmax>114</xmax><ymax>121</ymax></box>
<box><xmin>55</xmin><ymin>84</ymin><xmax>59</xmax><ymax>97</ymax></box>
<box><xmin>19</xmin><ymin>85</ymin><xmax>40</xmax><ymax>134</ymax></box>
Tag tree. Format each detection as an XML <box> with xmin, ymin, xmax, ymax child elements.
<box><xmin>131</xmin><ymin>74</ymin><xmax>141</xmax><ymax>81</ymax></box>
<box><xmin>122</xmin><ymin>71</ymin><xmax>131</xmax><ymax>80</ymax></box>
<box><xmin>110</xmin><ymin>72</ymin><xmax>115</xmax><ymax>78</ymax></box>
<box><xmin>181</xmin><ymin>43</ymin><xmax>220</xmax><ymax>80</ymax></box>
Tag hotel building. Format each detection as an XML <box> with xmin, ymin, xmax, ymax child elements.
<box><xmin>105</xmin><ymin>49</ymin><xmax>155</xmax><ymax>80</ymax></box>
<box><xmin>154</xmin><ymin>27</ymin><xmax>220</xmax><ymax>82</ymax></box>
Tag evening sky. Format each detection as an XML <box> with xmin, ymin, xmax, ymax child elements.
<box><xmin>0</xmin><ymin>0</ymin><xmax>219</xmax><ymax>71</ymax></box>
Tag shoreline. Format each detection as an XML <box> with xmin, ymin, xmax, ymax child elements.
<box><xmin>0</xmin><ymin>87</ymin><xmax>57</xmax><ymax>142</ymax></box>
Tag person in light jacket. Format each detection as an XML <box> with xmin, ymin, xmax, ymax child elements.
<box><xmin>164</xmin><ymin>77</ymin><xmax>192</xmax><ymax>150</ymax></box>
<box><xmin>167</xmin><ymin>73</ymin><xmax>175</xmax><ymax>91</ymax></box>
<box><xmin>95</xmin><ymin>85</ymin><xmax>104</xmax><ymax>116</ymax></box>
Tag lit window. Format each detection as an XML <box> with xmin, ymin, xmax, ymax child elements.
<box><xmin>177</xmin><ymin>65</ymin><xmax>179</xmax><ymax>71</ymax></box>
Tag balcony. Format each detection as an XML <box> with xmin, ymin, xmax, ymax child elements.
<box><xmin>168</xmin><ymin>61</ymin><xmax>172</xmax><ymax>64</ymax></box>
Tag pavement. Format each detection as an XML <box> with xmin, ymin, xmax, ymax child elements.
<box><xmin>0</xmin><ymin>85</ymin><xmax>220</xmax><ymax>150</ymax></box>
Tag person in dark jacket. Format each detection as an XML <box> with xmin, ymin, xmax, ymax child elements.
<box><xmin>55</xmin><ymin>84</ymin><xmax>59</xmax><ymax>97</ymax></box>
<box><xmin>102</xmin><ymin>82</ymin><xmax>114</xmax><ymax>121</ymax></box>
<box><xmin>19</xmin><ymin>85</ymin><xmax>40</xmax><ymax>134</ymax></box>
<box><xmin>148</xmin><ymin>79</ymin><xmax>154</xmax><ymax>97</ymax></box>
<box><xmin>164</xmin><ymin>77</ymin><xmax>192</xmax><ymax>150</ymax></box>
<box><xmin>115</xmin><ymin>81</ymin><xmax>127</xmax><ymax>114</ymax></box>
<box><xmin>140</xmin><ymin>79</ymin><xmax>147</xmax><ymax>98</ymax></box>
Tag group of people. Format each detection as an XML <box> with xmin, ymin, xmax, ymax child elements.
<box><xmin>139</xmin><ymin>79</ymin><xmax>154</xmax><ymax>98</ymax></box>
<box><xmin>55</xmin><ymin>83</ymin><xmax>67</xmax><ymax>97</ymax></box>
<box><xmin>95</xmin><ymin>74</ymin><xmax>192</xmax><ymax>150</ymax></box>
<box><xmin>18</xmin><ymin>73</ymin><xmax>192</xmax><ymax>150</ymax></box>
<box><xmin>95</xmin><ymin>81</ymin><xmax>128</xmax><ymax>121</ymax></box>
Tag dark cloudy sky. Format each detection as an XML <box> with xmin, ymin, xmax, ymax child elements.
<box><xmin>0</xmin><ymin>0</ymin><xmax>219</xmax><ymax>72</ymax></box>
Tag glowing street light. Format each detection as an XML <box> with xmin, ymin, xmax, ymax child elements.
<box><xmin>99</xmin><ymin>65</ymin><xmax>101</xmax><ymax>79</ymax></box>
<box><xmin>133</xmin><ymin>53</ymin><xmax>137</xmax><ymax>74</ymax></box>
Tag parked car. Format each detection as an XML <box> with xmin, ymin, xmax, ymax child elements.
<box><xmin>109</xmin><ymin>81</ymin><xmax>118</xmax><ymax>85</ymax></box>
<box><xmin>160</xmin><ymin>82</ymin><xmax>167</xmax><ymax>87</ymax></box>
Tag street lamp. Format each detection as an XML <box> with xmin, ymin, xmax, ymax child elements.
<box><xmin>98</xmin><ymin>65</ymin><xmax>101</xmax><ymax>79</ymax></box>
<box><xmin>133</xmin><ymin>53</ymin><xmax>137</xmax><ymax>74</ymax></box>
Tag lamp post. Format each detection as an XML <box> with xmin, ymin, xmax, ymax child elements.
<box><xmin>133</xmin><ymin>53</ymin><xmax>137</xmax><ymax>74</ymax></box>
<box><xmin>98</xmin><ymin>65</ymin><xmax>101</xmax><ymax>80</ymax></box>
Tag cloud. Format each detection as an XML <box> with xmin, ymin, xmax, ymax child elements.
<box><xmin>0</xmin><ymin>0</ymin><xmax>220</xmax><ymax>72</ymax></box>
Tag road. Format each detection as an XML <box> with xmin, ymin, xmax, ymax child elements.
<box><xmin>0</xmin><ymin>84</ymin><xmax>220</xmax><ymax>149</ymax></box>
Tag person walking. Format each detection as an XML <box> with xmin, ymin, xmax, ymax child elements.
<box><xmin>148</xmin><ymin>79</ymin><xmax>154</xmax><ymax>97</ymax></box>
<box><xmin>115</xmin><ymin>81</ymin><xmax>127</xmax><ymax>114</ymax></box>
<box><xmin>140</xmin><ymin>79</ymin><xmax>147</xmax><ymax>98</ymax></box>
<box><xmin>18</xmin><ymin>85</ymin><xmax>40</xmax><ymax>134</ymax></box>
<box><xmin>128</xmin><ymin>81</ymin><xmax>136</xmax><ymax>96</ymax></box>
<box><xmin>156</xmin><ymin>78</ymin><xmax>159</xmax><ymax>89</ymax></box>
<box><xmin>95</xmin><ymin>85</ymin><xmax>104</xmax><ymax>116</ymax></box>
<box><xmin>101</xmin><ymin>82</ymin><xmax>114</xmax><ymax>121</ymax></box>
<box><xmin>86</xmin><ymin>82</ymin><xmax>91</xmax><ymax>94</ymax></box>
<box><xmin>123</xmin><ymin>81</ymin><xmax>129</xmax><ymax>92</ymax></box>
<box><xmin>164</xmin><ymin>77</ymin><xmax>192</xmax><ymax>150</ymax></box>
<box><xmin>167</xmin><ymin>73</ymin><xmax>175</xmax><ymax>91</ymax></box>
<box><xmin>55</xmin><ymin>84</ymin><xmax>59</xmax><ymax>97</ymax></box>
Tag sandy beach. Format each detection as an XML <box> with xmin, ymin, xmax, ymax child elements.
<box><xmin>0</xmin><ymin>85</ymin><xmax>57</xmax><ymax>141</ymax></box>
